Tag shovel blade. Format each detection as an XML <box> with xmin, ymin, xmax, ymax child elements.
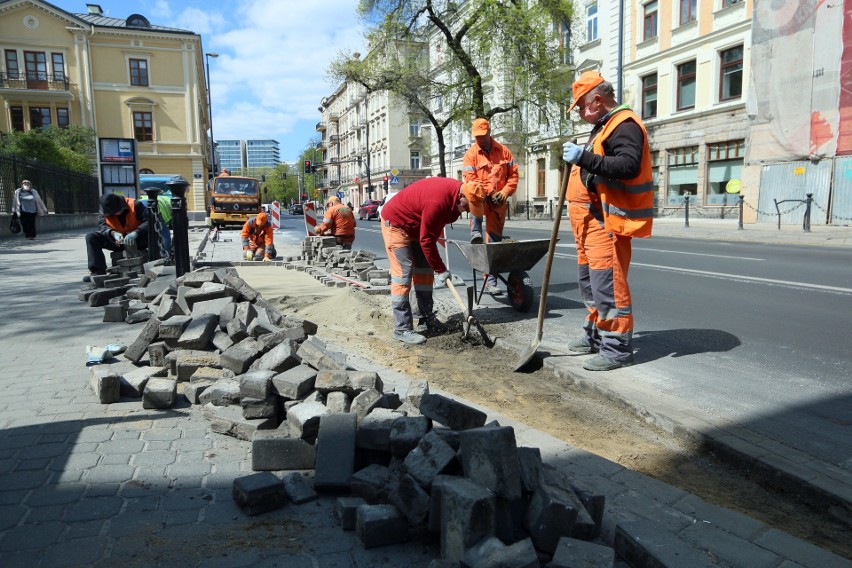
<box><xmin>514</xmin><ymin>339</ymin><xmax>540</xmax><ymax>371</ymax></box>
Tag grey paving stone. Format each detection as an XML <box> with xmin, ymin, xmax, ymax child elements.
<box><xmin>0</xmin><ymin>469</ymin><xmax>51</xmax><ymax>491</ymax></box>
<box><xmin>25</xmin><ymin>484</ymin><xmax>87</xmax><ymax>507</ymax></box>
<box><xmin>82</xmin><ymin>464</ymin><xmax>137</xmax><ymax>484</ymax></box>
<box><xmin>39</xmin><ymin>536</ymin><xmax>110</xmax><ymax>567</ymax></box>
<box><xmin>131</xmin><ymin>450</ymin><xmax>178</xmax><ymax>467</ymax></box>
<box><xmin>0</xmin><ymin>504</ymin><xmax>28</xmax><ymax>531</ymax></box>
<box><xmin>63</xmin><ymin>496</ymin><xmax>124</xmax><ymax>521</ymax></box>
<box><xmin>99</xmin><ymin>439</ymin><xmax>145</xmax><ymax>454</ymax></box>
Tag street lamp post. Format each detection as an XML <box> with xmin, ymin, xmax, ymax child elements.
<box><xmin>205</xmin><ymin>52</ymin><xmax>219</xmax><ymax>174</ymax></box>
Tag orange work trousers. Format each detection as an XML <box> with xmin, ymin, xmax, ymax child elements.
<box><xmin>569</xmin><ymin>202</ymin><xmax>634</xmax><ymax>361</ymax></box>
<box><xmin>381</xmin><ymin>221</ymin><xmax>435</xmax><ymax>332</ymax></box>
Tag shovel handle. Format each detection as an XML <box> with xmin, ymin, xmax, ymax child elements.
<box><xmin>534</xmin><ymin>159</ymin><xmax>573</xmax><ymax>342</ymax></box>
<box><xmin>445</xmin><ymin>279</ymin><xmax>468</xmax><ymax>314</ymax></box>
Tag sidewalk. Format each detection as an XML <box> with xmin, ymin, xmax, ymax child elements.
<box><xmin>0</xmin><ymin>227</ymin><xmax>848</xmax><ymax>567</ymax></box>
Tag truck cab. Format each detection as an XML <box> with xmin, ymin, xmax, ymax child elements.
<box><xmin>208</xmin><ymin>174</ymin><xmax>262</xmax><ymax>227</ymax></box>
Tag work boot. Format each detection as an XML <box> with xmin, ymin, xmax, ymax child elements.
<box><xmin>393</xmin><ymin>330</ymin><xmax>427</xmax><ymax>345</ymax></box>
<box><xmin>582</xmin><ymin>354</ymin><xmax>634</xmax><ymax>371</ymax></box>
<box><xmin>415</xmin><ymin>315</ymin><xmax>448</xmax><ymax>334</ymax></box>
<box><xmin>567</xmin><ymin>340</ymin><xmax>598</xmax><ymax>354</ymax></box>
<box><xmin>484</xmin><ymin>284</ymin><xmax>503</xmax><ymax>296</ymax></box>
<box><xmin>470</xmin><ymin>216</ymin><xmax>484</xmax><ymax>244</ymax></box>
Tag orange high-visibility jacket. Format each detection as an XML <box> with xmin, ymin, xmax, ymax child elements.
<box><xmin>316</xmin><ymin>203</ymin><xmax>356</xmax><ymax>237</ymax></box>
<box><xmin>104</xmin><ymin>197</ymin><xmax>143</xmax><ymax>234</ymax></box>
<box><xmin>590</xmin><ymin>109</ymin><xmax>654</xmax><ymax>237</ymax></box>
<box><xmin>241</xmin><ymin>217</ymin><xmax>274</xmax><ymax>255</ymax></box>
<box><xmin>462</xmin><ymin>138</ymin><xmax>519</xmax><ymax>198</ymax></box>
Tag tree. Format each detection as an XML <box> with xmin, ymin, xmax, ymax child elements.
<box><xmin>0</xmin><ymin>125</ymin><xmax>96</xmax><ymax>174</ymax></box>
<box><xmin>346</xmin><ymin>0</ymin><xmax>574</xmax><ymax>173</ymax></box>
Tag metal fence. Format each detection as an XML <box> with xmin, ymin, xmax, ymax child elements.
<box><xmin>0</xmin><ymin>153</ymin><xmax>100</xmax><ymax>214</ymax></box>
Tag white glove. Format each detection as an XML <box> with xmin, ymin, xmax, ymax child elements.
<box><xmin>562</xmin><ymin>141</ymin><xmax>583</xmax><ymax>164</ymax></box>
<box><xmin>435</xmin><ymin>271</ymin><xmax>450</xmax><ymax>288</ymax></box>
<box><xmin>123</xmin><ymin>231</ymin><xmax>138</xmax><ymax>247</ymax></box>
<box><xmin>112</xmin><ymin>231</ymin><xmax>124</xmax><ymax>244</ymax></box>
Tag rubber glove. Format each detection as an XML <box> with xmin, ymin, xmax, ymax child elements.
<box><xmin>434</xmin><ymin>271</ymin><xmax>450</xmax><ymax>287</ymax></box>
<box><xmin>491</xmin><ymin>188</ymin><xmax>511</xmax><ymax>204</ymax></box>
<box><xmin>563</xmin><ymin>141</ymin><xmax>583</xmax><ymax>164</ymax></box>
<box><xmin>123</xmin><ymin>231</ymin><xmax>137</xmax><ymax>247</ymax></box>
<box><xmin>245</xmin><ymin>250</ymin><xmax>254</xmax><ymax>261</ymax></box>
<box><xmin>112</xmin><ymin>231</ymin><xmax>124</xmax><ymax>244</ymax></box>
<box><xmin>262</xmin><ymin>256</ymin><xmax>271</xmax><ymax>263</ymax></box>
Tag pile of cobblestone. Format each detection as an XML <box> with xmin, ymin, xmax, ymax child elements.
<box><xmin>300</xmin><ymin>236</ymin><xmax>390</xmax><ymax>286</ymax></box>
<box><xmin>75</xmin><ymin>258</ymin><xmax>621</xmax><ymax>567</ymax></box>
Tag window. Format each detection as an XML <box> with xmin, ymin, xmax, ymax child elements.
<box><xmin>719</xmin><ymin>45</ymin><xmax>743</xmax><ymax>102</ymax></box>
<box><xmin>10</xmin><ymin>106</ymin><xmax>24</xmax><ymax>131</ymax></box>
<box><xmin>643</xmin><ymin>1</ymin><xmax>658</xmax><ymax>41</ymax></box>
<box><xmin>650</xmin><ymin>151</ymin><xmax>661</xmax><ymax>206</ymax></box>
<box><xmin>133</xmin><ymin>111</ymin><xmax>153</xmax><ymax>141</ymax></box>
<box><xmin>410</xmin><ymin>151</ymin><xmax>421</xmax><ymax>170</ymax></box>
<box><xmin>537</xmin><ymin>158</ymin><xmax>546</xmax><ymax>197</ymax></box>
<box><xmin>30</xmin><ymin>107</ymin><xmax>51</xmax><ymax>128</ymax></box>
<box><xmin>667</xmin><ymin>146</ymin><xmax>698</xmax><ymax>205</ymax></box>
<box><xmin>559</xmin><ymin>20</ymin><xmax>572</xmax><ymax>65</ymax></box>
<box><xmin>51</xmin><ymin>53</ymin><xmax>65</xmax><ymax>81</ymax></box>
<box><xmin>409</xmin><ymin>122</ymin><xmax>421</xmax><ymax>137</ymax></box>
<box><xmin>586</xmin><ymin>3</ymin><xmax>598</xmax><ymax>43</ymax></box>
<box><xmin>641</xmin><ymin>73</ymin><xmax>658</xmax><ymax>119</ymax></box>
<box><xmin>676</xmin><ymin>60</ymin><xmax>696</xmax><ymax>111</ymax></box>
<box><xmin>129</xmin><ymin>58</ymin><xmax>149</xmax><ymax>87</ymax></box>
<box><xmin>5</xmin><ymin>50</ymin><xmax>19</xmax><ymax>78</ymax></box>
<box><xmin>680</xmin><ymin>0</ymin><xmax>697</xmax><ymax>25</ymax></box>
<box><xmin>722</xmin><ymin>0</ymin><xmax>743</xmax><ymax>7</ymax></box>
<box><xmin>24</xmin><ymin>51</ymin><xmax>48</xmax><ymax>89</ymax></box>
<box><xmin>706</xmin><ymin>140</ymin><xmax>744</xmax><ymax>204</ymax></box>
<box><xmin>57</xmin><ymin>108</ymin><xmax>70</xmax><ymax>128</ymax></box>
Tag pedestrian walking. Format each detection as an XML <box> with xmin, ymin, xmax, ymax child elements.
<box><xmin>379</xmin><ymin>177</ymin><xmax>484</xmax><ymax>344</ymax></box>
<box><xmin>463</xmin><ymin>117</ymin><xmax>519</xmax><ymax>295</ymax></box>
<box><xmin>12</xmin><ymin>179</ymin><xmax>48</xmax><ymax>240</ymax></box>
<box><xmin>563</xmin><ymin>70</ymin><xmax>654</xmax><ymax>371</ymax></box>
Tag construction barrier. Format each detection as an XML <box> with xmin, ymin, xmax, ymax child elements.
<box><xmin>303</xmin><ymin>202</ymin><xmax>317</xmax><ymax>235</ymax></box>
<box><xmin>270</xmin><ymin>201</ymin><xmax>281</xmax><ymax>229</ymax></box>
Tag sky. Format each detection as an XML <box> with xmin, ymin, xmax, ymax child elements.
<box><xmin>47</xmin><ymin>0</ymin><xmax>367</xmax><ymax>163</ymax></box>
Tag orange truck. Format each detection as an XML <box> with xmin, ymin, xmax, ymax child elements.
<box><xmin>207</xmin><ymin>173</ymin><xmax>262</xmax><ymax>227</ymax></box>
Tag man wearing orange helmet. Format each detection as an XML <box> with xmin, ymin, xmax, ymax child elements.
<box><xmin>240</xmin><ymin>211</ymin><xmax>276</xmax><ymax>262</ymax></box>
<box><xmin>314</xmin><ymin>196</ymin><xmax>357</xmax><ymax>249</ymax></box>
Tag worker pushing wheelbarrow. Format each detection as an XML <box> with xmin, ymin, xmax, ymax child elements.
<box><xmin>450</xmin><ymin>239</ymin><xmax>553</xmax><ymax>313</ymax></box>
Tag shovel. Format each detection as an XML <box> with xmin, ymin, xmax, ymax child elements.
<box><xmin>514</xmin><ymin>161</ymin><xmax>572</xmax><ymax>371</ymax></box>
<box><xmin>446</xmin><ymin>279</ymin><xmax>494</xmax><ymax>347</ymax></box>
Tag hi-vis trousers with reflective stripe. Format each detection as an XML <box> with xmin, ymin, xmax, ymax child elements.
<box><xmin>381</xmin><ymin>221</ymin><xmax>435</xmax><ymax>332</ymax></box>
<box><xmin>569</xmin><ymin>202</ymin><xmax>634</xmax><ymax>361</ymax></box>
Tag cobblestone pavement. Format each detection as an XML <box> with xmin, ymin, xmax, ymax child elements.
<box><xmin>0</xmin><ymin>226</ymin><xmax>849</xmax><ymax>567</ymax></box>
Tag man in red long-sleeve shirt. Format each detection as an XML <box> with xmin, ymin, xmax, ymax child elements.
<box><xmin>380</xmin><ymin>177</ymin><xmax>484</xmax><ymax>345</ymax></box>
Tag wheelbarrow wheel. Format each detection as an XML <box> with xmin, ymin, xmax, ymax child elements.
<box><xmin>507</xmin><ymin>270</ymin><xmax>534</xmax><ymax>312</ymax></box>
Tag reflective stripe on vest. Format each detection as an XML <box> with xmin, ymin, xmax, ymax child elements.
<box><xmin>591</xmin><ymin>109</ymin><xmax>654</xmax><ymax>238</ymax></box>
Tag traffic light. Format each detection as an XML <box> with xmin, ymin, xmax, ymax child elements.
<box><xmin>304</xmin><ymin>160</ymin><xmax>311</xmax><ymax>174</ymax></box>
<box><xmin>383</xmin><ymin>176</ymin><xmax>389</xmax><ymax>192</ymax></box>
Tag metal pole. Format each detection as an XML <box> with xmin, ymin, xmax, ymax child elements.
<box><xmin>684</xmin><ymin>194</ymin><xmax>690</xmax><ymax>228</ymax></box>
<box><xmin>167</xmin><ymin>179</ymin><xmax>191</xmax><ymax>277</ymax></box>
<box><xmin>146</xmin><ymin>188</ymin><xmax>161</xmax><ymax>261</ymax></box>
<box><xmin>205</xmin><ymin>53</ymin><xmax>219</xmax><ymax>174</ymax></box>
<box><xmin>737</xmin><ymin>194</ymin><xmax>744</xmax><ymax>230</ymax></box>
<box><xmin>804</xmin><ymin>193</ymin><xmax>812</xmax><ymax>232</ymax></box>
<box><xmin>526</xmin><ymin>200</ymin><xmax>530</xmax><ymax>220</ymax></box>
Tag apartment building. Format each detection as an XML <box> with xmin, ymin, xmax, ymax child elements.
<box><xmin>317</xmin><ymin>58</ymin><xmax>430</xmax><ymax>209</ymax></box>
<box><xmin>0</xmin><ymin>0</ymin><xmax>212</xmax><ymax>211</ymax></box>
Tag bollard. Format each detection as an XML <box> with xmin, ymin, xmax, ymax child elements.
<box><xmin>803</xmin><ymin>193</ymin><xmax>812</xmax><ymax>233</ymax></box>
<box><xmin>549</xmin><ymin>199</ymin><xmax>553</xmax><ymax>220</ymax></box>
<box><xmin>526</xmin><ymin>200</ymin><xmax>530</xmax><ymax>220</ymax></box>
<box><xmin>738</xmin><ymin>194</ymin><xmax>744</xmax><ymax>230</ymax></box>
<box><xmin>683</xmin><ymin>194</ymin><xmax>690</xmax><ymax>228</ymax></box>
<box><xmin>506</xmin><ymin>200</ymin><xmax>511</xmax><ymax>221</ymax></box>
<box><xmin>167</xmin><ymin>178</ymin><xmax>191</xmax><ymax>277</ymax></box>
<box><xmin>145</xmin><ymin>188</ymin><xmax>161</xmax><ymax>262</ymax></box>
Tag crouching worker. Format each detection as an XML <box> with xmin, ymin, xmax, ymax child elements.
<box><xmin>241</xmin><ymin>211</ymin><xmax>276</xmax><ymax>262</ymax></box>
<box><xmin>314</xmin><ymin>196</ymin><xmax>356</xmax><ymax>249</ymax></box>
<box><xmin>380</xmin><ymin>177</ymin><xmax>484</xmax><ymax>345</ymax></box>
<box><xmin>85</xmin><ymin>193</ymin><xmax>149</xmax><ymax>279</ymax></box>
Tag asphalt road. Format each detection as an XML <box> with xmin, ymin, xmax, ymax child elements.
<box><xmin>283</xmin><ymin>212</ymin><xmax>852</xmax><ymax>470</ymax></box>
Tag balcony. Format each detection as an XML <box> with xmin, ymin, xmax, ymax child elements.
<box><xmin>329</xmin><ymin>134</ymin><xmax>340</xmax><ymax>145</ymax></box>
<box><xmin>316</xmin><ymin>121</ymin><xmax>326</xmax><ymax>131</ymax></box>
<box><xmin>328</xmin><ymin>113</ymin><xmax>339</xmax><ymax>122</ymax></box>
<box><xmin>0</xmin><ymin>71</ymin><xmax>70</xmax><ymax>92</ymax></box>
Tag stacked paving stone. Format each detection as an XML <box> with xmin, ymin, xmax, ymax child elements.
<box><xmin>81</xmin><ymin>260</ymin><xmax>320</xmax><ymax>413</ymax></box>
<box><xmin>299</xmin><ymin>236</ymin><xmax>390</xmax><ymax>286</ymax></box>
<box><xmin>224</xmin><ymin>356</ymin><xmax>616</xmax><ymax>566</ymax></box>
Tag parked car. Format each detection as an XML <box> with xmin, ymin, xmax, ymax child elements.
<box><xmin>376</xmin><ymin>191</ymin><xmax>397</xmax><ymax>219</ymax></box>
<box><xmin>289</xmin><ymin>203</ymin><xmax>304</xmax><ymax>215</ymax></box>
<box><xmin>358</xmin><ymin>199</ymin><xmax>383</xmax><ymax>221</ymax></box>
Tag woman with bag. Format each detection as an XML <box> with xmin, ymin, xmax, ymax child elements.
<box><xmin>12</xmin><ymin>179</ymin><xmax>48</xmax><ymax>240</ymax></box>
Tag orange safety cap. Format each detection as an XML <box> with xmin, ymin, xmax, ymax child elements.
<box><xmin>256</xmin><ymin>211</ymin><xmax>268</xmax><ymax>226</ymax></box>
<box><xmin>460</xmin><ymin>181</ymin><xmax>485</xmax><ymax>217</ymax></box>
<box><xmin>567</xmin><ymin>70</ymin><xmax>605</xmax><ymax>114</ymax></box>
<box><xmin>472</xmin><ymin>117</ymin><xmax>490</xmax><ymax>136</ymax></box>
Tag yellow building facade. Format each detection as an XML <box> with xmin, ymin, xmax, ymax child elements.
<box><xmin>0</xmin><ymin>1</ymin><xmax>211</xmax><ymax>211</ymax></box>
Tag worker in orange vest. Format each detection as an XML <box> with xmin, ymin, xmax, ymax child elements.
<box><xmin>241</xmin><ymin>211</ymin><xmax>276</xmax><ymax>262</ymax></box>
<box><xmin>314</xmin><ymin>196</ymin><xmax>357</xmax><ymax>249</ymax></box>
<box><xmin>563</xmin><ymin>70</ymin><xmax>654</xmax><ymax>371</ymax></box>
<box><xmin>84</xmin><ymin>193</ymin><xmax>149</xmax><ymax>278</ymax></box>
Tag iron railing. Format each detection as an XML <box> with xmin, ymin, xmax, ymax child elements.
<box><xmin>0</xmin><ymin>71</ymin><xmax>70</xmax><ymax>91</ymax></box>
<box><xmin>0</xmin><ymin>154</ymin><xmax>100</xmax><ymax>214</ymax></box>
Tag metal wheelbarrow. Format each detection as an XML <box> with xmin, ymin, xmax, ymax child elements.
<box><xmin>451</xmin><ymin>239</ymin><xmax>555</xmax><ymax>313</ymax></box>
